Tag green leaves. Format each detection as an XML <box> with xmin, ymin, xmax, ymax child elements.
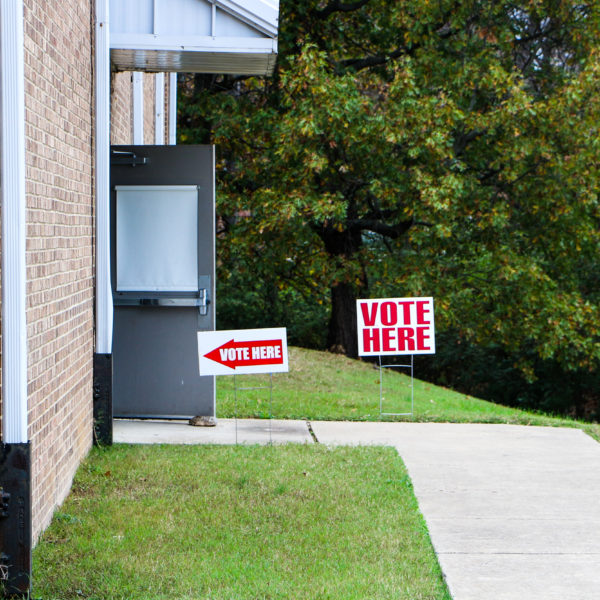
<box><xmin>179</xmin><ymin>0</ymin><xmax>600</xmax><ymax>370</ymax></box>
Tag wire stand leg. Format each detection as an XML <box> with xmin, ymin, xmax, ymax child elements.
<box><xmin>234</xmin><ymin>374</ymin><xmax>238</xmax><ymax>445</ymax></box>
<box><xmin>410</xmin><ymin>354</ymin><xmax>414</xmax><ymax>415</ymax></box>
<box><xmin>379</xmin><ymin>355</ymin><xmax>383</xmax><ymax>420</ymax></box>
<box><xmin>378</xmin><ymin>355</ymin><xmax>414</xmax><ymax>418</ymax></box>
<box><xmin>269</xmin><ymin>373</ymin><xmax>273</xmax><ymax>445</ymax></box>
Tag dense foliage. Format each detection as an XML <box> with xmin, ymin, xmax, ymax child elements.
<box><xmin>180</xmin><ymin>0</ymin><xmax>600</xmax><ymax>417</ymax></box>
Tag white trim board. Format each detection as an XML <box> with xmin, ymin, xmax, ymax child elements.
<box><xmin>0</xmin><ymin>0</ymin><xmax>28</xmax><ymax>443</ymax></box>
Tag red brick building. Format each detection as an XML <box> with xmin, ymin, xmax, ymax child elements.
<box><xmin>0</xmin><ymin>1</ymin><xmax>278</xmax><ymax>595</ymax></box>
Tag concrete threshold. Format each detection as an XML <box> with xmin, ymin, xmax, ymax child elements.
<box><xmin>113</xmin><ymin>417</ymin><xmax>314</xmax><ymax>445</ymax></box>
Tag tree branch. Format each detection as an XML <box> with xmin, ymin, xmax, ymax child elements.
<box><xmin>336</xmin><ymin>45</ymin><xmax>417</xmax><ymax>73</ymax></box>
<box><xmin>314</xmin><ymin>0</ymin><xmax>371</xmax><ymax>19</ymax></box>
<box><xmin>333</xmin><ymin>8</ymin><xmax>459</xmax><ymax>73</ymax></box>
<box><xmin>453</xmin><ymin>129</ymin><xmax>483</xmax><ymax>157</ymax></box>
<box><xmin>349</xmin><ymin>218</ymin><xmax>415</xmax><ymax>238</ymax></box>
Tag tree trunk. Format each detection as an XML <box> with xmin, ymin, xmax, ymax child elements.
<box><xmin>327</xmin><ymin>281</ymin><xmax>360</xmax><ymax>357</ymax></box>
<box><xmin>320</xmin><ymin>225</ymin><xmax>366</xmax><ymax>358</ymax></box>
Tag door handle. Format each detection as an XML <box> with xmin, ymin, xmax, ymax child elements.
<box><xmin>198</xmin><ymin>289</ymin><xmax>209</xmax><ymax>316</ymax></box>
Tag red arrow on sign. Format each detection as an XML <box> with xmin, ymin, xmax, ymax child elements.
<box><xmin>203</xmin><ymin>339</ymin><xmax>284</xmax><ymax>370</ymax></box>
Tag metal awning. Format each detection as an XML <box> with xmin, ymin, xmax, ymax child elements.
<box><xmin>110</xmin><ymin>0</ymin><xmax>279</xmax><ymax>75</ymax></box>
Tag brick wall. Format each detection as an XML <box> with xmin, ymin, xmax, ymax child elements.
<box><xmin>0</xmin><ymin>2</ymin><xmax>175</xmax><ymax>544</ymax></box>
<box><xmin>143</xmin><ymin>72</ymin><xmax>156</xmax><ymax>145</ymax></box>
<box><xmin>23</xmin><ymin>0</ymin><xmax>95</xmax><ymax>541</ymax></box>
<box><xmin>111</xmin><ymin>71</ymin><xmax>133</xmax><ymax>145</ymax></box>
<box><xmin>111</xmin><ymin>71</ymin><xmax>169</xmax><ymax>145</ymax></box>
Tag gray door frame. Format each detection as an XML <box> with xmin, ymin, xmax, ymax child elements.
<box><xmin>110</xmin><ymin>145</ymin><xmax>215</xmax><ymax>418</ymax></box>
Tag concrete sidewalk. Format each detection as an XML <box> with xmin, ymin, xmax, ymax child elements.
<box><xmin>115</xmin><ymin>418</ymin><xmax>600</xmax><ymax>600</ymax></box>
<box><xmin>311</xmin><ymin>421</ymin><xmax>600</xmax><ymax>600</ymax></box>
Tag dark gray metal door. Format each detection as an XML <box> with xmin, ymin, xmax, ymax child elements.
<box><xmin>111</xmin><ymin>145</ymin><xmax>215</xmax><ymax>418</ymax></box>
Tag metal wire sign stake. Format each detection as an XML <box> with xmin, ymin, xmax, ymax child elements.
<box><xmin>198</xmin><ymin>328</ymin><xmax>289</xmax><ymax>444</ymax></box>
<box><xmin>233</xmin><ymin>373</ymin><xmax>274</xmax><ymax>444</ymax></box>
<box><xmin>356</xmin><ymin>297</ymin><xmax>436</xmax><ymax>419</ymax></box>
<box><xmin>379</xmin><ymin>354</ymin><xmax>414</xmax><ymax>417</ymax></box>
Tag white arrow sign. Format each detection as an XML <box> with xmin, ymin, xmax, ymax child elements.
<box><xmin>198</xmin><ymin>328</ymin><xmax>289</xmax><ymax>376</ymax></box>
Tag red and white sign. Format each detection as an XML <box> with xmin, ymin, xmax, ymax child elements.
<box><xmin>357</xmin><ymin>297</ymin><xmax>435</xmax><ymax>356</ymax></box>
<box><xmin>198</xmin><ymin>328</ymin><xmax>289</xmax><ymax>376</ymax></box>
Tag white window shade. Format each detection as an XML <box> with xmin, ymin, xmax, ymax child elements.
<box><xmin>116</xmin><ymin>185</ymin><xmax>199</xmax><ymax>292</ymax></box>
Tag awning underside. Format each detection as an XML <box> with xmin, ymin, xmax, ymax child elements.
<box><xmin>110</xmin><ymin>0</ymin><xmax>279</xmax><ymax>75</ymax></box>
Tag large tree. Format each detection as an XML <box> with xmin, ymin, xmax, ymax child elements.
<box><xmin>180</xmin><ymin>0</ymin><xmax>600</xmax><ymax>371</ymax></box>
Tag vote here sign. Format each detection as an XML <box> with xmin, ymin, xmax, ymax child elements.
<box><xmin>198</xmin><ymin>327</ymin><xmax>289</xmax><ymax>376</ymax></box>
<box><xmin>356</xmin><ymin>297</ymin><xmax>435</xmax><ymax>356</ymax></box>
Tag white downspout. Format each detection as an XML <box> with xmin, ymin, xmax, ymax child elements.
<box><xmin>95</xmin><ymin>0</ymin><xmax>112</xmax><ymax>354</ymax></box>
<box><xmin>0</xmin><ymin>0</ymin><xmax>28</xmax><ymax>443</ymax></box>
<box><xmin>168</xmin><ymin>72</ymin><xmax>177</xmax><ymax>145</ymax></box>
<box><xmin>154</xmin><ymin>72</ymin><xmax>165</xmax><ymax>144</ymax></box>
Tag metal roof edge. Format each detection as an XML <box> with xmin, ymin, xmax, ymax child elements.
<box><xmin>110</xmin><ymin>33</ymin><xmax>277</xmax><ymax>52</ymax></box>
<box><xmin>210</xmin><ymin>0</ymin><xmax>279</xmax><ymax>38</ymax></box>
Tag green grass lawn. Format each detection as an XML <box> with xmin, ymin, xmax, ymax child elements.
<box><xmin>217</xmin><ymin>346</ymin><xmax>600</xmax><ymax>441</ymax></box>
<box><xmin>33</xmin><ymin>444</ymin><xmax>451</xmax><ymax>600</ymax></box>
<box><xmin>33</xmin><ymin>345</ymin><xmax>599</xmax><ymax>599</ymax></box>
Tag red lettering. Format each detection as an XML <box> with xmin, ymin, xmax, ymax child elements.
<box><xmin>397</xmin><ymin>327</ymin><xmax>415</xmax><ymax>351</ymax></box>
<box><xmin>382</xmin><ymin>327</ymin><xmax>396</xmax><ymax>352</ymax></box>
<box><xmin>360</xmin><ymin>302</ymin><xmax>378</xmax><ymax>326</ymax></box>
<box><xmin>416</xmin><ymin>300</ymin><xmax>431</xmax><ymax>325</ymax></box>
<box><xmin>416</xmin><ymin>326</ymin><xmax>431</xmax><ymax>351</ymax></box>
<box><xmin>362</xmin><ymin>328</ymin><xmax>380</xmax><ymax>352</ymax></box>
<box><xmin>380</xmin><ymin>302</ymin><xmax>397</xmax><ymax>326</ymax></box>
<box><xmin>397</xmin><ymin>301</ymin><xmax>414</xmax><ymax>325</ymax></box>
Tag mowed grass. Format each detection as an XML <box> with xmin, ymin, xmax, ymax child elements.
<box><xmin>217</xmin><ymin>347</ymin><xmax>600</xmax><ymax>441</ymax></box>
<box><xmin>33</xmin><ymin>346</ymin><xmax>598</xmax><ymax>599</ymax></box>
<box><xmin>33</xmin><ymin>444</ymin><xmax>451</xmax><ymax>600</ymax></box>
